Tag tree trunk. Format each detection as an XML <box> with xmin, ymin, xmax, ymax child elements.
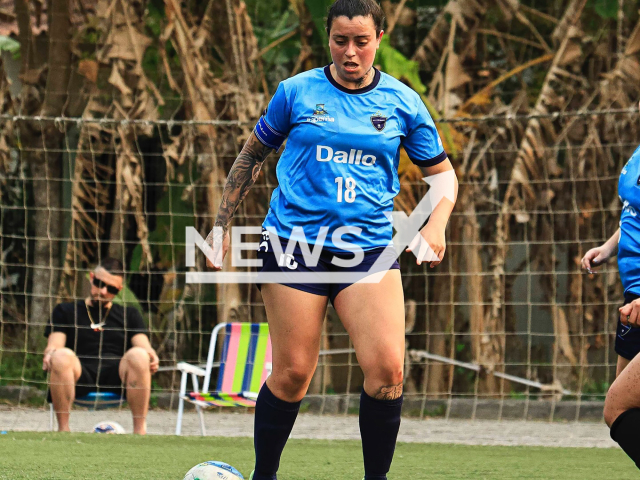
<box><xmin>458</xmin><ymin>186</ymin><xmax>498</xmax><ymax>393</ymax></box>
<box><xmin>425</xmin><ymin>272</ymin><xmax>452</xmax><ymax>397</ymax></box>
<box><xmin>18</xmin><ymin>0</ymin><xmax>72</xmax><ymax>345</ymax></box>
<box><xmin>108</xmin><ymin>151</ymin><xmax>126</xmax><ymax>263</ymax></box>
<box><xmin>14</xmin><ymin>0</ymin><xmax>37</xmax><ymax>72</ymax></box>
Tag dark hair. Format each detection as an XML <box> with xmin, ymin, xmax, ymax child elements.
<box><xmin>326</xmin><ymin>0</ymin><xmax>385</xmax><ymax>36</ymax></box>
<box><xmin>98</xmin><ymin>257</ymin><xmax>125</xmax><ymax>277</ymax></box>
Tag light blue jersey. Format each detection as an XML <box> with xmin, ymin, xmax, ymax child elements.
<box><xmin>619</xmin><ymin>145</ymin><xmax>640</xmax><ymax>295</ymax></box>
<box><xmin>254</xmin><ymin>66</ymin><xmax>446</xmax><ymax>251</ymax></box>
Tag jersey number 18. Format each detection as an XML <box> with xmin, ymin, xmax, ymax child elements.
<box><xmin>335</xmin><ymin>177</ymin><xmax>356</xmax><ymax>203</ymax></box>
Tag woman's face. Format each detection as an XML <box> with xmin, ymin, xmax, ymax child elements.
<box><xmin>328</xmin><ymin>15</ymin><xmax>382</xmax><ymax>86</ymax></box>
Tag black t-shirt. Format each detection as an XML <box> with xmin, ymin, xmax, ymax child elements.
<box><xmin>44</xmin><ymin>301</ymin><xmax>148</xmax><ymax>367</ymax></box>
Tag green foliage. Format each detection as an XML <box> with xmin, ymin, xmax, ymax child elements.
<box><xmin>0</xmin><ymin>35</ymin><xmax>20</xmax><ymax>59</ymax></box>
<box><xmin>304</xmin><ymin>0</ymin><xmax>332</xmax><ymax>56</ymax></box>
<box><xmin>141</xmin><ymin>1</ymin><xmax>165</xmax><ymax>83</ymax></box>
<box><xmin>454</xmin><ymin>366</ymin><xmax>476</xmax><ymax>384</ymax></box>
<box><xmin>422</xmin><ymin>403</ymin><xmax>447</xmax><ymax>417</ymax></box>
<box><xmin>375</xmin><ymin>36</ymin><xmax>458</xmax><ymax>157</ymax></box>
<box><xmin>142</xmin><ymin>45</ymin><xmax>161</xmax><ymax>82</ymax></box>
<box><xmin>578</xmin><ymin>380</ymin><xmax>611</xmax><ymax>401</ymax></box>
<box><xmin>130</xmin><ymin>164</ymin><xmax>196</xmax><ymax>274</ymax></box>
<box><xmin>263</xmin><ymin>14</ymin><xmax>302</xmax><ymax>83</ymax></box>
<box><xmin>244</xmin><ymin>0</ymin><xmax>290</xmax><ymax>27</ymax></box>
<box><xmin>244</xmin><ymin>1</ymin><xmax>302</xmax><ymax>85</ymax></box>
<box><xmin>376</xmin><ymin>36</ymin><xmax>427</xmax><ymax>94</ymax></box>
<box><xmin>145</xmin><ymin>0</ymin><xmax>165</xmax><ymax>37</ymax></box>
<box><xmin>112</xmin><ymin>282</ymin><xmax>145</xmax><ymax>318</ymax></box>
<box><xmin>129</xmin><ymin>246</ymin><xmax>143</xmax><ymax>274</ymax></box>
<box><xmin>591</xmin><ymin>0</ymin><xmax>618</xmax><ymax>20</ymax></box>
<box><xmin>0</xmin><ymin>352</ymin><xmax>46</xmax><ymax>389</ymax></box>
<box><xmin>509</xmin><ymin>390</ymin><xmax>530</xmax><ymax>400</ymax></box>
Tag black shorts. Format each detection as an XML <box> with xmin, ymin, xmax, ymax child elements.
<box><xmin>75</xmin><ymin>360</ymin><xmax>124</xmax><ymax>399</ymax></box>
<box><xmin>256</xmin><ymin>229</ymin><xmax>400</xmax><ymax>305</ymax></box>
<box><xmin>615</xmin><ymin>292</ymin><xmax>640</xmax><ymax>360</ymax></box>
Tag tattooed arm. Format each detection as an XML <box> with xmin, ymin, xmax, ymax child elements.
<box><xmin>206</xmin><ymin>132</ymin><xmax>274</xmax><ymax>269</ymax></box>
<box><xmin>215</xmin><ymin>132</ymin><xmax>274</xmax><ymax>230</ymax></box>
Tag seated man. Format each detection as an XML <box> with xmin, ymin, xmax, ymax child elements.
<box><xmin>43</xmin><ymin>258</ymin><xmax>159</xmax><ymax>434</ymax></box>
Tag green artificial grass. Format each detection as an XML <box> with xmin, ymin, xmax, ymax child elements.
<box><xmin>0</xmin><ymin>432</ymin><xmax>636</xmax><ymax>480</ymax></box>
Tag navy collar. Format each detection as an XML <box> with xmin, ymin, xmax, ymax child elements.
<box><xmin>324</xmin><ymin>64</ymin><xmax>380</xmax><ymax>94</ymax></box>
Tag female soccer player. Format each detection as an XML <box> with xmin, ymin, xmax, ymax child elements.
<box><xmin>207</xmin><ymin>1</ymin><xmax>457</xmax><ymax>478</ymax></box>
<box><xmin>581</xmin><ymin>103</ymin><xmax>640</xmax><ymax>470</ymax></box>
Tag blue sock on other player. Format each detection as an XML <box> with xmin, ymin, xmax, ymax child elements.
<box><xmin>359</xmin><ymin>389</ymin><xmax>403</xmax><ymax>480</ymax></box>
<box><xmin>252</xmin><ymin>382</ymin><xmax>301</xmax><ymax>480</ymax></box>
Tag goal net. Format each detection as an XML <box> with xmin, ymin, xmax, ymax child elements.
<box><xmin>0</xmin><ymin>107</ymin><xmax>636</xmax><ymax>423</ymax></box>
<box><xmin>2</xmin><ymin>0</ymin><xmax>640</xmax><ymax>430</ymax></box>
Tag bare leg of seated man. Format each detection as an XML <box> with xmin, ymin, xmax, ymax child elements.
<box><xmin>333</xmin><ymin>269</ymin><xmax>405</xmax><ymax>480</ymax></box>
<box><xmin>119</xmin><ymin>346</ymin><xmax>152</xmax><ymax>435</ymax></box>
<box><xmin>605</xmin><ymin>353</ymin><xmax>640</xmax><ymax>469</ymax></box>
<box><xmin>49</xmin><ymin>348</ymin><xmax>82</xmax><ymax>432</ymax></box>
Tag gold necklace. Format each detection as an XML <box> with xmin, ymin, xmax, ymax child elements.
<box><xmin>85</xmin><ymin>298</ymin><xmax>112</xmax><ymax>331</ymax></box>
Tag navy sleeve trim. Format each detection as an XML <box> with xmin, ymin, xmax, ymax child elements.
<box><xmin>410</xmin><ymin>150</ymin><xmax>448</xmax><ymax>167</ymax></box>
<box><xmin>254</xmin><ymin>116</ymin><xmax>286</xmax><ymax>150</ymax></box>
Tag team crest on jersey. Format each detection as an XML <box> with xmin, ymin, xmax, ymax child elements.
<box><xmin>370</xmin><ymin>112</ymin><xmax>387</xmax><ymax>132</ymax></box>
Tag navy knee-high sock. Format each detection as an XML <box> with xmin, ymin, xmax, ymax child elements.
<box><xmin>253</xmin><ymin>383</ymin><xmax>301</xmax><ymax>480</ymax></box>
<box><xmin>610</xmin><ymin>408</ymin><xmax>640</xmax><ymax>470</ymax></box>
<box><xmin>359</xmin><ymin>389</ymin><xmax>403</xmax><ymax>480</ymax></box>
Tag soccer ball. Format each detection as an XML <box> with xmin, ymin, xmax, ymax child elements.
<box><xmin>183</xmin><ymin>461</ymin><xmax>244</xmax><ymax>480</ymax></box>
<box><xmin>92</xmin><ymin>421</ymin><xmax>125</xmax><ymax>434</ymax></box>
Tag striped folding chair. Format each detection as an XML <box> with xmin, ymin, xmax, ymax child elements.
<box><xmin>175</xmin><ymin>322</ymin><xmax>272</xmax><ymax>435</ymax></box>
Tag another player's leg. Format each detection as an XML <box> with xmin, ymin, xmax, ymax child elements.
<box><xmin>605</xmin><ymin>352</ymin><xmax>640</xmax><ymax>469</ymax></box>
<box><xmin>253</xmin><ymin>283</ymin><xmax>327</xmax><ymax>480</ymax></box>
<box><xmin>333</xmin><ymin>269</ymin><xmax>405</xmax><ymax>480</ymax></box>
<box><xmin>48</xmin><ymin>348</ymin><xmax>82</xmax><ymax>432</ymax></box>
<box><xmin>119</xmin><ymin>347</ymin><xmax>151</xmax><ymax>435</ymax></box>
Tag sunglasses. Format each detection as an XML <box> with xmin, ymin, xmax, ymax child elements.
<box><xmin>92</xmin><ymin>277</ymin><xmax>121</xmax><ymax>295</ymax></box>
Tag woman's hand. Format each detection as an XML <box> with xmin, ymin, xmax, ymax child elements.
<box><xmin>581</xmin><ymin>230</ymin><xmax>619</xmax><ymax>273</ymax></box>
<box><xmin>148</xmin><ymin>349</ymin><xmax>159</xmax><ymax>374</ymax></box>
<box><xmin>205</xmin><ymin>228</ymin><xmax>230</xmax><ymax>270</ymax></box>
<box><xmin>42</xmin><ymin>350</ymin><xmax>55</xmax><ymax>371</ymax></box>
<box><xmin>581</xmin><ymin>246</ymin><xmax>611</xmax><ymax>273</ymax></box>
<box><xmin>620</xmin><ymin>298</ymin><xmax>640</xmax><ymax>328</ymax></box>
<box><xmin>406</xmin><ymin>222</ymin><xmax>446</xmax><ymax>268</ymax></box>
